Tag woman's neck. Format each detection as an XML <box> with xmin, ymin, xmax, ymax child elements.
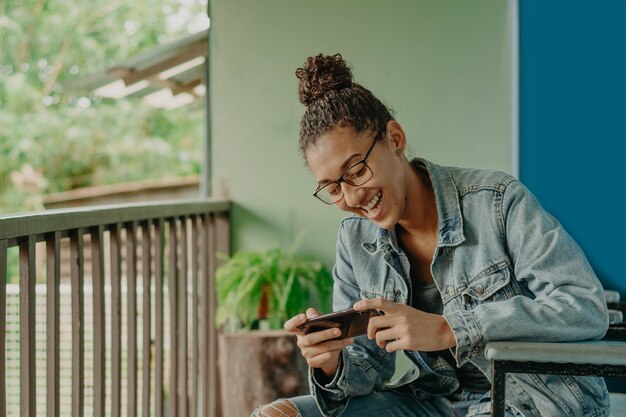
<box><xmin>396</xmin><ymin>162</ymin><xmax>438</xmax><ymax>237</ymax></box>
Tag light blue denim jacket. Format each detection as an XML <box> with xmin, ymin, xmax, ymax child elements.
<box><xmin>309</xmin><ymin>159</ymin><xmax>610</xmax><ymax>417</ymax></box>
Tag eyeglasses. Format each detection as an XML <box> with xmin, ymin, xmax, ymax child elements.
<box><xmin>313</xmin><ymin>130</ymin><xmax>382</xmax><ymax>205</ymax></box>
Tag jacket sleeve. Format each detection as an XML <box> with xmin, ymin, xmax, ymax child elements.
<box><xmin>309</xmin><ymin>223</ymin><xmax>396</xmax><ymax>417</ymax></box>
<box><xmin>444</xmin><ymin>179</ymin><xmax>609</xmax><ymax>366</ymax></box>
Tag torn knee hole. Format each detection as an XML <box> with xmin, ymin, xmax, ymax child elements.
<box><xmin>253</xmin><ymin>399</ymin><xmax>301</xmax><ymax>417</ymax></box>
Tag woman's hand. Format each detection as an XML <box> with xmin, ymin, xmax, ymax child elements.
<box><xmin>353</xmin><ymin>298</ymin><xmax>457</xmax><ymax>353</ymax></box>
<box><xmin>284</xmin><ymin>308</ymin><xmax>354</xmax><ymax>379</ymax></box>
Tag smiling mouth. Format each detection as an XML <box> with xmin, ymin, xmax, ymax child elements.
<box><xmin>362</xmin><ymin>191</ymin><xmax>382</xmax><ymax>215</ymax></box>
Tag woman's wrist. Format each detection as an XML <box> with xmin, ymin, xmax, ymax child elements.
<box><xmin>439</xmin><ymin>316</ymin><xmax>457</xmax><ymax>349</ymax></box>
<box><xmin>313</xmin><ymin>362</ymin><xmax>339</xmax><ymax>385</ymax></box>
<box><xmin>318</xmin><ymin>352</ymin><xmax>343</xmax><ymax>384</ymax></box>
<box><xmin>321</xmin><ymin>364</ymin><xmax>338</xmax><ymax>379</ymax></box>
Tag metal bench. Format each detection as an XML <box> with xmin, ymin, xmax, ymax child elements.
<box><xmin>485</xmin><ymin>290</ymin><xmax>626</xmax><ymax>417</ymax></box>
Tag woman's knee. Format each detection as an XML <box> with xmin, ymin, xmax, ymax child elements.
<box><xmin>251</xmin><ymin>399</ymin><xmax>301</xmax><ymax>417</ymax></box>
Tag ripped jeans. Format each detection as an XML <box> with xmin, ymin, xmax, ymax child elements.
<box><xmin>253</xmin><ymin>388</ymin><xmax>523</xmax><ymax>417</ymax></box>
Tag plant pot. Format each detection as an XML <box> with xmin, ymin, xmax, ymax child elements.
<box><xmin>218</xmin><ymin>330</ymin><xmax>309</xmax><ymax>417</ymax></box>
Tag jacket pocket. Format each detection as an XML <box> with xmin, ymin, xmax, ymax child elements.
<box><xmin>359</xmin><ymin>288</ymin><xmax>400</xmax><ymax>302</ymax></box>
<box><xmin>462</xmin><ymin>260</ymin><xmax>513</xmax><ymax>306</ymax></box>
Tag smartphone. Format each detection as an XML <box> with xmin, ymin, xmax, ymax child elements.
<box><xmin>297</xmin><ymin>308</ymin><xmax>380</xmax><ymax>339</ymax></box>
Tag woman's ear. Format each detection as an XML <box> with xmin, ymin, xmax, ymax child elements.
<box><xmin>385</xmin><ymin>120</ymin><xmax>407</xmax><ymax>154</ymax></box>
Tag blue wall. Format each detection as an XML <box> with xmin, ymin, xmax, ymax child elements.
<box><xmin>519</xmin><ymin>1</ymin><xmax>626</xmax><ymax>295</ymax></box>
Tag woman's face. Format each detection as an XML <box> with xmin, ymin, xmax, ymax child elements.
<box><xmin>306</xmin><ymin>123</ymin><xmax>408</xmax><ymax>230</ymax></box>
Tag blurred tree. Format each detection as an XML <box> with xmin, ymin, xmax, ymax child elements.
<box><xmin>0</xmin><ymin>0</ymin><xmax>208</xmax><ymax>213</ymax></box>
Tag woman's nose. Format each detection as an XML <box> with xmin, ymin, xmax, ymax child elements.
<box><xmin>341</xmin><ymin>182</ymin><xmax>362</xmax><ymax>208</ymax></box>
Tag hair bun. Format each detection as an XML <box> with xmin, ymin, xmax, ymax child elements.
<box><xmin>296</xmin><ymin>54</ymin><xmax>353</xmax><ymax>107</ymax></box>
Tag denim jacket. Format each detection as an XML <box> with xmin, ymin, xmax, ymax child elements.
<box><xmin>309</xmin><ymin>158</ymin><xmax>610</xmax><ymax>417</ymax></box>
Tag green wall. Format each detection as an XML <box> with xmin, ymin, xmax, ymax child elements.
<box><xmin>209</xmin><ymin>0</ymin><xmax>513</xmax><ymax>267</ymax></box>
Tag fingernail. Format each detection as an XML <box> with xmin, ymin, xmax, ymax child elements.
<box><xmin>333</xmin><ymin>329</ymin><xmax>341</xmax><ymax>336</ymax></box>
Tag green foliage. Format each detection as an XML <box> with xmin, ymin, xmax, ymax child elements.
<box><xmin>215</xmin><ymin>241</ymin><xmax>334</xmax><ymax>332</ymax></box>
<box><xmin>0</xmin><ymin>0</ymin><xmax>208</xmax><ymax>213</ymax></box>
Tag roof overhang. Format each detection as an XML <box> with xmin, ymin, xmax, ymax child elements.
<box><xmin>65</xmin><ymin>29</ymin><xmax>208</xmax><ymax>109</ymax></box>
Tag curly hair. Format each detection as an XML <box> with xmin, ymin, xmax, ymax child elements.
<box><xmin>295</xmin><ymin>54</ymin><xmax>394</xmax><ymax>161</ymax></box>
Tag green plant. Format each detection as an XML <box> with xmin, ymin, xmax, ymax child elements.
<box><xmin>215</xmin><ymin>241</ymin><xmax>333</xmax><ymax>333</ymax></box>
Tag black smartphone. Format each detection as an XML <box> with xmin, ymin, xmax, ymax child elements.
<box><xmin>297</xmin><ymin>308</ymin><xmax>380</xmax><ymax>339</ymax></box>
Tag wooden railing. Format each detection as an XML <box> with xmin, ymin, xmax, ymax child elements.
<box><xmin>0</xmin><ymin>199</ymin><xmax>230</xmax><ymax>417</ymax></box>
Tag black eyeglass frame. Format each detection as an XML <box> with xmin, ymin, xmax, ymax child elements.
<box><xmin>313</xmin><ymin>130</ymin><xmax>383</xmax><ymax>205</ymax></box>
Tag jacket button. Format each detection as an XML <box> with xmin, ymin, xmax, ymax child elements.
<box><xmin>475</xmin><ymin>284</ymin><xmax>485</xmax><ymax>295</ymax></box>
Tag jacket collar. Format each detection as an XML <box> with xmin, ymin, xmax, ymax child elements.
<box><xmin>362</xmin><ymin>158</ymin><xmax>465</xmax><ymax>255</ymax></box>
<box><xmin>415</xmin><ymin>158</ymin><xmax>465</xmax><ymax>247</ymax></box>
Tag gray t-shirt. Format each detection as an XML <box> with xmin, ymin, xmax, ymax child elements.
<box><xmin>411</xmin><ymin>280</ymin><xmax>491</xmax><ymax>393</ymax></box>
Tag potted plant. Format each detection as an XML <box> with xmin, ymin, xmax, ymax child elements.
<box><xmin>214</xmin><ymin>239</ymin><xmax>333</xmax><ymax>417</ymax></box>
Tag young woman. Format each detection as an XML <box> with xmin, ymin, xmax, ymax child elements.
<box><xmin>253</xmin><ymin>54</ymin><xmax>610</xmax><ymax>417</ymax></box>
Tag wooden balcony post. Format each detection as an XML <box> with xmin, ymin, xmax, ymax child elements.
<box><xmin>110</xmin><ymin>224</ymin><xmax>122</xmax><ymax>417</ymax></box>
<box><xmin>190</xmin><ymin>216</ymin><xmax>200</xmax><ymax>417</ymax></box>
<box><xmin>155</xmin><ymin>219</ymin><xmax>165</xmax><ymax>417</ymax></box>
<box><xmin>127</xmin><ymin>222</ymin><xmax>138</xmax><ymax>417</ymax></box>
<box><xmin>91</xmin><ymin>226</ymin><xmax>106</xmax><ymax>417</ymax></box>
<box><xmin>46</xmin><ymin>232</ymin><xmax>61</xmax><ymax>417</ymax></box>
<box><xmin>179</xmin><ymin>217</ymin><xmax>189</xmax><ymax>417</ymax></box>
<box><xmin>142</xmin><ymin>220</ymin><xmax>153</xmax><ymax>417</ymax></box>
<box><xmin>70</xmin><ymin>229</ymin><xmax>85</xmax><ymax>417</ymax></box>
<box><xmin>19</xmin><ymin>236</ymin><xmax>36</xmax><ymax>417</ymax></box>
<box><xmin>0</xmin><ymin>240</ymin><xmax>7</xmax><ymax>417</ymax></box>
<box><xmin>169</xmin><ymin>218</ymin><xmax>179</xmax><ymax>417</ymax></box>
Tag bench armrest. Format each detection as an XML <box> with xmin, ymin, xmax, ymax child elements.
<box><xmin>484</xmin><ymin>340</ymin><xmax>626</xmax><ymax>366</ymax></box>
